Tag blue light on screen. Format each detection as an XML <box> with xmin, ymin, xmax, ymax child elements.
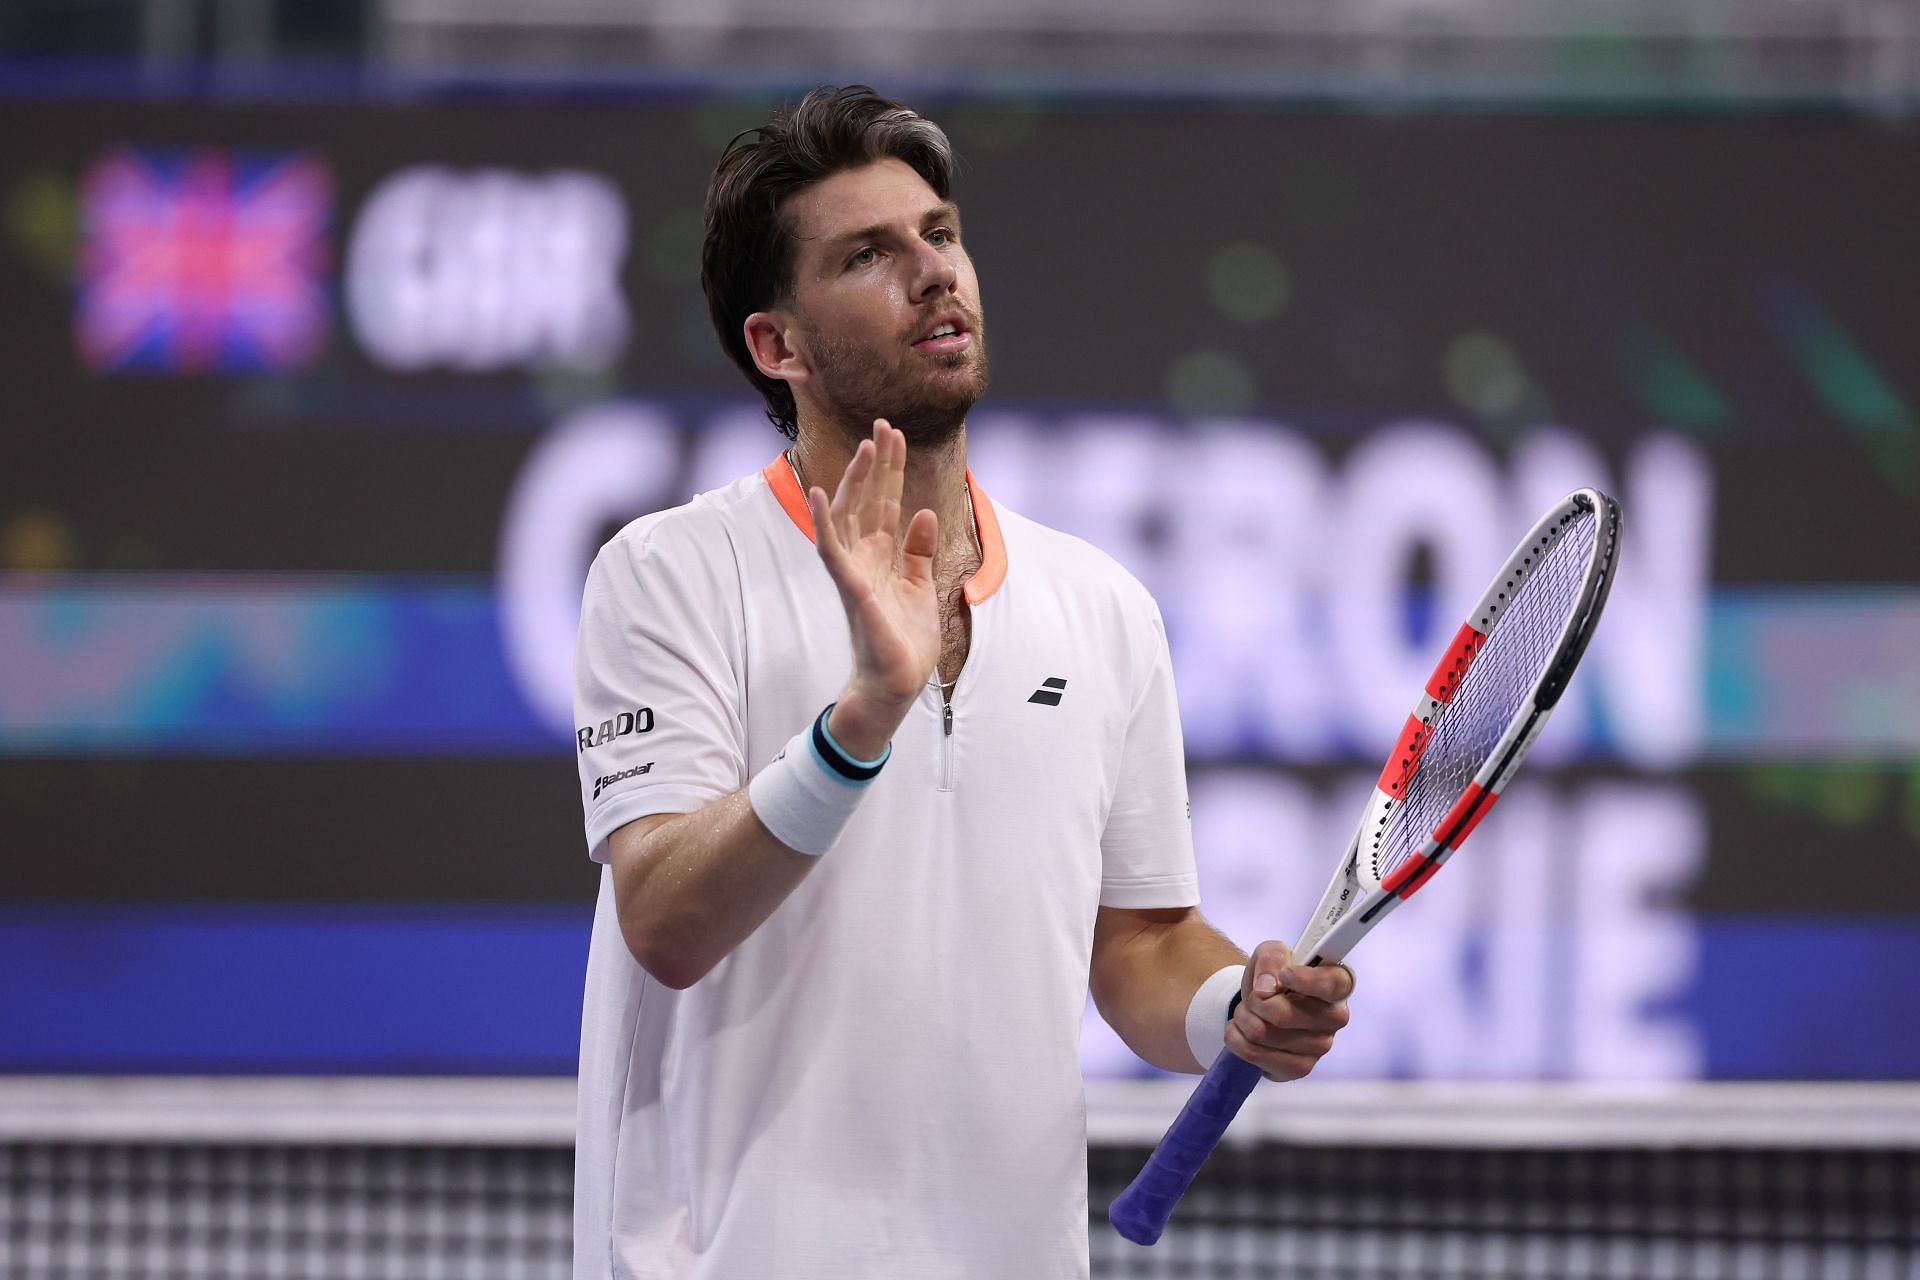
<box><xmin>4</xmin><ymin>575</ymin><xmax>1916</xmax><ymax>759</ymax></box>
<box><xmin>0</xmin><ymin>904</ymin><xmax>590</xmax><ymax>1074</ymax></box>
<box><xmin>4</xmin><ymin>575</ymin><xmax>1918</xmax><ymax>1080</ymax></box>
<box><xmin>2</xmin><ymin>903</ymin><xmax>1913</xmax><ymax>1078</ymax></box>
<box><xmin>0</xmin><ymin>575</ymin><xmax>550</xmax><ymax>754</ymax></box>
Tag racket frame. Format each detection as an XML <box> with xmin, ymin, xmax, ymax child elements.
<box><xmin>1107</xmin><ymin>486</ymin><xmax>1621</xmax><ymax>1246</ymax></box>
<box><xmin>1293</xmin><ymin>487</ymin><xmax>1620</xmax><ymax>970</ymax></box>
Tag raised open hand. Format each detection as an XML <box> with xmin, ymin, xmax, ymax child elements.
<box><xmin>806</xmin><ymin>420</ymin><xmax>941</xmax><ymax>741</ymax></box>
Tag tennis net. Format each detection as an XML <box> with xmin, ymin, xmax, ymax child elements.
<box><xmin>4</xmin><ymin>1079</ymin><xmax>1915</xmax><ymax>1279</ymax></box>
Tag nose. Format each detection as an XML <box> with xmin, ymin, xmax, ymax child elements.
<box><xmin>909</xmin><ymin>240</ymin><xmax>958</xmax><ymax>302</ymax></box>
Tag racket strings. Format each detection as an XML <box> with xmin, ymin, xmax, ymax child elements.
<box><xmin>1373</xmin><ymin>511</ymin><xmax>1598</xmax><ymax>879</ymax></box>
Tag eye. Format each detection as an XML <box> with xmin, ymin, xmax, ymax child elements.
<box><xmin>849</xmin><ymin>246</ymin><xmax>879</xmax><ymax>268</ymax></box>
<box><xmin>927</xmin><ymin>227</ymin><xmax>955</xmax><ymax>247</ymax></box>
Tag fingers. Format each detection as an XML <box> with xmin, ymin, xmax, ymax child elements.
<box><xmin>1225</xmin><ymin>1021</ymin><xmax>1331</xmax><ymax>1083</ymax></box>
<box><xmin>900</xmin><ymin>507</ymin><xmax>938</xmax><ymax>587</ymax></box>
<box><xmin>806</xmin><ymin>485</ymin><xmax>842</xmax><ymax>565</ymax></box>
<box><xmin>1282</xmin><ymin>960</ymin><xmax>1354</xmax><ymax>1005</ymax></box>
<box><xmin>1245</xmin><ymin>939</ymin><xmax>1292</xmax><ymax>999</ymax></box>
<box><xmin>1232</xmin><ymin>996</ymin><xmax>1348</xmax><ymax>1047</ymax></box>
<box><xmin>817</xmin><ymin>420</ymin><xmax>911</xmax><ymax>570</ymax></box>
<box><xmin>830</xmin><ymin>437</ymin><xmax>876</xmax><ymax>544</ymax></box>
<box><xmin>1227</xmin><ymin>1006</ymin><xmax>1347</xmax><ymax>1082</ymax></box>
<box><xmin>853</xmin><ymin>419</ymin><xmax>902</xmax><ymax>545</ymax></box>
<box><xmin>1231</xmin><ymin>937</ymin><xmax>1354</xmax><ymax>1082</ymax></box>
<box><xmin>876</xmin><ymin>419</ymin><xmax>904</xmax><ymax>538</ymax></box>
<box><xmin>1246</xmin><ymin>939</ymin><xmax>1354</xmax><ymax>1004</ymax></box>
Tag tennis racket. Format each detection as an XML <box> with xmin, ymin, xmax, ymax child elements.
<box><xmin>1109</xmin><ymin>487</ymin><xmax>1622</xmax><ymax>1246</ymax></box>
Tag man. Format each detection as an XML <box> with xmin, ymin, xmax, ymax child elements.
<box><xmin>572</xmin><ymin>86</ymin><xmax>1353</xmax><ymax>1278</ymax></box>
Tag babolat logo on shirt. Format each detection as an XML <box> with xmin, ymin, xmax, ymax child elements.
<box><xmin>577</xmin><ymin>707</ymin><xmax>656</xmax><ymax>753</ymax></box>
<box><xmin>593</xmin><ymin>761</ymin><xmax>653</xmax><ymax>799</ymax></box>
<box><xmin>1027</xmin><ymin>677</ymin><xmax>1068</xmax><ymax>706</ymax></box>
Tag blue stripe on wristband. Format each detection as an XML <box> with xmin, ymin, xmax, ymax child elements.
<box><xmin>810</xmin><ymin>705</ymin><xmax>889</xmax><ymax>783</ymax></box>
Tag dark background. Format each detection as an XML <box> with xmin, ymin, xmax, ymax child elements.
<box><xmin>2</xmin><ymin>91</ymin><xmax>1916</xmax><ymax>1076</ymax></box>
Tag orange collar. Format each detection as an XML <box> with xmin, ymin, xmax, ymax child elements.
<box><xmin>761</xmin><ymin>452</ymin><xmax>1008</xmax><ymax>605</ymax></box>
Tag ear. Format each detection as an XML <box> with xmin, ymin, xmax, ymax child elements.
<box><xmin>743</xmin><ymin>311</ymin><xmax>809</xmax><ymax>388</ymax></box>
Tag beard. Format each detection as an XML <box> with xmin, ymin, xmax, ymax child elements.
<box><xmin>800</xmin><ymin>309</ymin><xmax>990</xmax><ymax>449</ymax></box>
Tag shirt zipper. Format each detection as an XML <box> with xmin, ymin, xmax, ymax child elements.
<box><xmin>938</xmin><ymin>700</ymin><xmax>955</xmax><ymax>793</ymax></box>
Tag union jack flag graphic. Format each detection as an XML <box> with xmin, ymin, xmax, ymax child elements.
<box><xmin>77</xmin><ymin>148</ymin><xmax>333</xmax><ymax>373</ymax></box>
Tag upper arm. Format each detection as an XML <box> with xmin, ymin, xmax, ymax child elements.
<box><xmin>1090</xmin><ymin>904</ymin><xmax>1201</xmax><ymax>1003</ymax></box>
<box><xmin>573</xmin><ymin>527</ymin><xmax>747</xmax><ymax>864</ymax></box>
<box><xmin>605</xmin><ymin>811</ymin><xmax>681</xmax><ymax>947</ymax></box>
<box><xmin>1098</xmin><ymin>597</ymin><xmax>1200</xmax><ymax>909</ymax></box>
<box><xmin>606</xmin><ymin>811</ymin><xmax>679</xmax><ymax>869</ymax></box>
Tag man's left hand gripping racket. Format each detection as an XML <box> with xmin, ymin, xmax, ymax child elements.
<box><xmin>1109</xmin><ymin>488</ymin><xmax>1622</xmax><ymax>1246</ymax></box>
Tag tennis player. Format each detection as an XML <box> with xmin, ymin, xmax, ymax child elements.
<box><xmin>571</xmin><ymin>86</ymin><xmax>1355</xmax><ymax>1278</ymax></box>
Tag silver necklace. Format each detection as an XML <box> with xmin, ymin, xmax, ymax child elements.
<box><xmin>787</xmin><ymin>446</ymin><xmax>978</xmax><ymax>692</ymax></box>
<box><xmin>786</xmin><ymin>446</ymin><xmax>982</xmax><ymax>562</ymax></box>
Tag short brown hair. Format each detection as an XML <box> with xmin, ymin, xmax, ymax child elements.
<box><xmin>700</xmin><ymin>85</ymin><xmax>955</xmax><ymax>438</ymax></box>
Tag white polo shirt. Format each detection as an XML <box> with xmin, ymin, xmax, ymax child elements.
<box><xmin>572</xmin><ymin>456</ymin><xmax>1198</xmax><ymax>1280</ymax></box>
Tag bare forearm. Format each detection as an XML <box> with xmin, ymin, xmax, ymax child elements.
<box><xmin>610</xmin><ymin>684</ymin><xmax>910</xmax><ymax>988</ymax></box>
<box><xmin>1090</xmin><ymin>907</ymin><xmax>1246</xmax><ymax>1073</ymax></box>
<box><xmin>608</xmin><ymin>789</ymin><xmax>818</xmax><ymax>989</ymax></box>
<box><xmin>609</xmin><ymin>422</ymin><xmax>934</xmax><ymax>990</ymax></box>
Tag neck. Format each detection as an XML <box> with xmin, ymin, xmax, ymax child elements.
<box><xmin>791</xmin><ymin>418</ymin><xmax>977</xmax><ymax>568</ymax></box>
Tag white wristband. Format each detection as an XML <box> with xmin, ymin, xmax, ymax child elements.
<box><xmin>747</xmin><ymin>707</ymin><xmax>888</xmax><ymax>856</ymax></box>
<box><xmin>1184</xmin><ymin>964</ymin><xmax>1247</xmax><ymax>1070</ymax></box>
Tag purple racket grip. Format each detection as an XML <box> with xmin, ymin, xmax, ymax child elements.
<box><xmin>1108</xmin><ymin>1048</ymin><xmax>1265</xmax><ymax>1245</ymax></box>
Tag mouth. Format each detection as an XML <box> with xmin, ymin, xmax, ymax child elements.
<box><xmin>911</xmin><ymin>313</ymin><xmax>973</xmax><ymax>356</ymax></box>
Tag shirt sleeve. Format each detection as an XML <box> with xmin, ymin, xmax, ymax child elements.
<box><xmin>1099</xmin><ymin>597</ymin><xmax>1201</xmax><ymax>908</ymax></box>
<box><xmin>573</xmin><ymin>521</ymin><xmax>747</xmax><ymax>863</ymax></box>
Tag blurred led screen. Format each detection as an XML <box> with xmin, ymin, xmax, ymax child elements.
<box><xmin>1</xmin><ymin>92</ymin><xmax>1917</xmax><ymax>1078</ymax></box>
